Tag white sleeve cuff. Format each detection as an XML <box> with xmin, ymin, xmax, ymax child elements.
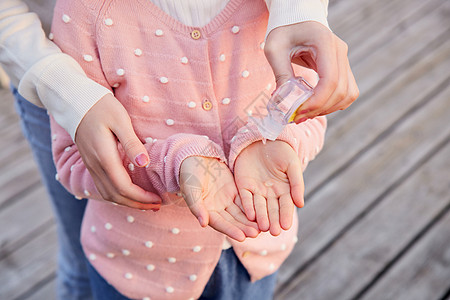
<box><xmin>18</xmin><ymin>53</ymin><xmax>112</xmax><ymax>140</ymax></box>
<box><xmin>266</xmin><ymin>0</ymin><xmax>330</xmax><ymax>40</ymax></box>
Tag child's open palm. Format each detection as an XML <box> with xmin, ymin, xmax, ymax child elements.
<box><xmin>180</xmin><ymin>156</ymin><xmax>260</xmax><ymax>242</ymax></box>
<box><xmin>234</xmin><ymin>141</ymin><xmax>304</xmax><ymax>236</ymax></box>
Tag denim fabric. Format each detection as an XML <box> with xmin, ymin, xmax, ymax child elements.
<box><xmin>87</xmin><ymin>248</ymin><xmax>278</xmax><ymax>300</ymax></box>
<box><xmin>12</xmin><ymin>87</ymin><xmax>93</xmax><ymax>300</ymax></box>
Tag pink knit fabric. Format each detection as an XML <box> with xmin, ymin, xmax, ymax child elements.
<box><xmin>50</xmin><ymin>0</ymin><xmax>327</xmax><ymax>299</ymax></box>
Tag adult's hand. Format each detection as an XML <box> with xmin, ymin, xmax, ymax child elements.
<box><xmin>75</xmin><ymin>93</ymin><xmax>161</xmax><ymax>209</ymax></box>
<box><xmin>264</xmin><ymin>21</ymin><xmax>359</xmax><ymax>123</ymax></box>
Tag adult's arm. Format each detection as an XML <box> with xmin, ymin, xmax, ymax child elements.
<box><xmin>0</xmin><ymin>0</ymin><xmax>154</xmax><ymax>206</ymax></box>
<box><xmin>0</xmin><ymin>0</ymin><xmax>110</xmax><ymax>139</ymax></box>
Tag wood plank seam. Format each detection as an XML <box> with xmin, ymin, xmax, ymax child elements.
<box><xmin>330</xmin><ymin>26</ymin><xmax>450</xmax><ymax>127</ymax></box>
<box><xmin>348</xmin><ymin>137</ymin><xmax>450</xmax><ymax>300</ymax></box>
<box><xmin>0</xmin><ymin>220</ymin><xmax>54</xmax><ymax>262</ymax></box>
<box><xmin>276</xmin><ymin>131</ymin><xmax>450</xmax><ymax>296</ymax></box>
<box><xmin>305</xmin><ymin>74</ymin><xmax>450</xmax><ymax>203</ymax></box>
<box><xmin>14</xmin><ymin>271</ymin><xmax>56</xmax><ymax>300</ymax></box>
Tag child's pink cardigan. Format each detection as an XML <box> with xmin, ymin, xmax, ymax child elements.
<box><xmin>50</xmin><ymin>0</ymin><xmax>327</xmax><ymax>298</ymax></box>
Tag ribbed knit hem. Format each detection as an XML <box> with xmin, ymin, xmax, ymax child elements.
<box><xmin>172</xmin><ymin>137</ymin><xmax>227</xmax><ymax>191</ymax></box>
<box><xmin>228</xmin><ymin>122</ymin><xmax>301</xmax><ymax>172</ymax></box>
<box><xmin>146</xmin><ymin>134</ymin><xmax>227</xmax><ymax>195</ymax></box>
<box><xmin>265</xmin><ymin>0</ymin><xmax>330</xmax><ymax>40</ymax></box>
<box><xmin>135</xmin><ymin>0</ymin><xmax>247</xmax><ymax>37</ymax></box>
<box><xmin>18</xmin><ymin>53</ymin><xmax>112</xmax><ymax>140</ymax></box>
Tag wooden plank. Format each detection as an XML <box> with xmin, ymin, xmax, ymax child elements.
<box><xmin>305</xmin><ymin>24</ymin><xmax>450</xmax><ymax>193</ymax></box>
<box><xmin>361</xmin><ymin>206</ymin><xmax>450</xmax><ymax>300</ymax></box>
<box><xmin>0</xmin><ymin>90</ymin><xmax>19</xmax><ymax>127</ymax></box>
<box><xmin>25</xmin><ymin>279</ymin><xmax>57</xmax><ymax>300</ymax></box>
<box><xmin>0</xmin><ymin>137</ymin><xmax>32</xmax><ymax>169</ymax></box>
<box><xmin>350</xmin><ymin>2</ymin><xmax>450</xmax><ymax>96</ymax></box>
<box><xmin>0</xmin><ymin>226</ymin><xmax>57</xmax><ymax>300</ymax></box>
<box><xmin>334</xmin><ymin>0</ymin><xmax>441</xmax><ymax>65</ymax></box>
<box><xmin>325</xmin><ymin>0</ymin><xmax>449</xmax><ymax>125</ymax></box>
<box><xmin>0</xmin><ymin>155</ymin><xmax>41</xmax><ymax>207</ymax></box>
<box><xmin>0</xmin><ymin>185</ymin><xmax>53</xmax><ymax>258</ymax></box>
<box><xmin>279</xmin><ymin>136</ymin><xmax>450</xmax><ymax>299</ymax></box>
<box><xmin>325</xmin><ymin>0</ymin><xmax>445</xmax><ymax>124</ymax></box>
<box><xmin>276</xmin><ymin>68</ymin><xmax>450</xmax><ymax>288</ymax></box>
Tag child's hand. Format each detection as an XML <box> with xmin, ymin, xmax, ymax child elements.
<box><xmin>234</xmin><ymin>141</ymin><xmax>304</xmax><ymax>236</ymax></box>
<box><xmin>180</xmin><ymin>156</ymin><xmax>260</xmax><ymax>242</ymax></box>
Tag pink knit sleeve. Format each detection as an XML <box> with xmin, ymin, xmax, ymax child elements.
<box><xmin>228</xmin><ymin>116</ymin><xmax>327</xmax><ymax>171</ymax></box>
<box><xmin>50</xmin><ymin>0</ymin><xmax>227</xmax><ymax>204</ymax></box>
<box><xmin>51</xmin><ymin>121</ymin><xmax>226</xmax><ymax>203</ymax></box>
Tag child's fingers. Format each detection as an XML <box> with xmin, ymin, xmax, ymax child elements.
<box><xmin>238</xmin><ymin>188</ymin><xmax>256</xmax><ymax>221</ymax></box>
<box><xmin>225</xmin><ymin>204</ymin><xmax>260</xmax><ymax>236</ymax></box>
<box><xmin>220</xmin><ymin>209</ymin><xmax>259</xmax><ymax>238</ymax></box>
<box><xmin>254</xmin><ymin>194</ymin><xmax>270</xmax><ymax>232</ymax></box>
<box><xmin>267</xmin><ymin>196</ymin><xmax>281</xmax><ymax>236</ymax></box>
<box><xmin>287</xmin><ymin>160</ymin><xmax>305</xmax><ymax>208</ymax></box>
<box><xmin>279</xmin><ymin>194</ymin><xmax>295</xmax><ymax>230</ymax></box>
<box><xmin>209</xmin><ymin>211</ymin><xmax>246</xmax><ymax>242</ymax></box>
<box><xmin>234</xmin><ymin>195</ymin><xmax>245</xmax><ymax>213</ymax></box>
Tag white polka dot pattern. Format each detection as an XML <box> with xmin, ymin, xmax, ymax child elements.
<box><xmin>189</xmin><ymin>274</ymin><xmax>197</xmax><ymax>281</ymax></box>
<box><xmin>104</xmin><ymin>18</ymin><xmax>113</xmax><ymax>26</ymax></box>
<box><xmin>62</xmin><ymin>14</ymin><xmax>71</xmax><ymax>23</ymax></box>
<box><xmin>168</xmin><ymin>257</ymin><xmax>176</xmax><ymax>263</ymax></box>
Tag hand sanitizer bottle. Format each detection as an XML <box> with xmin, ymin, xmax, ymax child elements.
<box><xmin>258</xmin><ymin>77</ymin><xmax>314</xmax><ymax>141</ymax></box>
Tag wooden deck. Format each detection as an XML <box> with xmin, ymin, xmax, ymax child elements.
<box><xmin>1</xmin><ymin>0</ymin><xmax>449</xmax><ymax>299</ymax></box>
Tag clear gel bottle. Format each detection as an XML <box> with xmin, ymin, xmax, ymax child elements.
<box><xmin>258</xmin><ymin>77</ymin><xmax>314</xmax><ymax>141</ymax></box>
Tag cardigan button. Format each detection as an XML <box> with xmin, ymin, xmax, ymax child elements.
<box><xmin>191</xmin><ymin>29</ymin><xmax>201</xmax><ymax>40</ymax></box>
<box><xmin>202</xmin><ymin>99</ymin><xmax>213</xmax><ymax>111</ymax></box>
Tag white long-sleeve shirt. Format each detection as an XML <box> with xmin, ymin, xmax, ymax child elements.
<box><xmin>0</xmin><ymin>0</ymin><xmax>328</xmax><ymax>139</ymax></box>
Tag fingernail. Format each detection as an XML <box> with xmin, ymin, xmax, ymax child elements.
<box><xmin>198</xmin><ymin>216</ymin><xmax>204</xmax><ymax>226</ymax></box>
<box><xmin>135</xmin><ymin>153</ymin><xmax>149</xmax><ymax>167</ymax></box>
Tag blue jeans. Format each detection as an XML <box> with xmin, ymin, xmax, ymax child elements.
<box><xmin>13</xmin><ymin>88</ymin><xmax>93</xmax><ymax>300</ymax></box>
<box><xmin>87</xmin><ymin>248</ymin><xmax>278</xmax><ymax>300</ymax></box>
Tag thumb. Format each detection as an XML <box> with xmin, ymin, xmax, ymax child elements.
<box><xmin>264</xmin><ymin>43</ymin><xmax>295</xmax><ymax>88</ymax></box>
<box><xmin>113</xmin><ymin>115</ymin><xmax>149</xmax><ymax>168</ymax></box>
<box><xmin>287</xmin><ymin>158</ymin><xmax>305</xmax><ymax>208</ymax></box>
<box><xmin>187</xmin><ymin>197</ymin><xmax>210</xmax><ymax>227</ymax></box>
<box><xmin>182</xmin><ymin>189</ymin><xmax>210</xmax><ymax>227</ymax></box>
